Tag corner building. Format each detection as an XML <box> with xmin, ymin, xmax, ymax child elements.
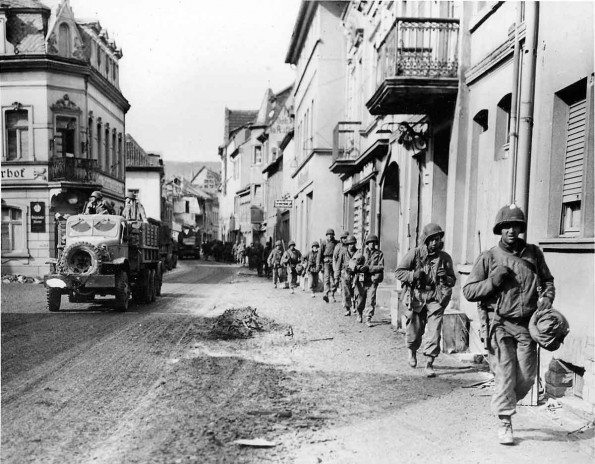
<box><xmin>1</xmin><ymin>0</ymin><xmax>129</xmax><ymax>276</ymax></box>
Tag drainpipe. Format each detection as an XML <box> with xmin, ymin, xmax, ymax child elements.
<box><xmin>508</xmin><ymin>3</ymin><xmax>522</xmax><ymax>203</ymax></box>
<box><xmin>514</xmin><ymin>1</ymin><xmax>539</xmax><ymax>216</ymax></box>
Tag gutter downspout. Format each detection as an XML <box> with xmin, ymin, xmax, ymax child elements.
<box><xmin>508</xmin><ymin>4</ymin><xmax>522</xmax><ymax>203</ymax></box>
<box><xmin>514</xmin><ymin>1</ymin><xmax>539</xmax><ymax>215</ymax></box>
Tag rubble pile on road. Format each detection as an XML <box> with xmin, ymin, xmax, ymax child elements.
<box><xmin>1</xmin><ymin>274</ymin><xmax>43</xmax><ymax>284</ymax></box>
<box><xmin>209</xmin><ymin>306</ymin><xmax>285</xmax><ymax>340</ymax></box>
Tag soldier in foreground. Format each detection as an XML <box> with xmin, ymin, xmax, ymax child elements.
<box><xmin>318</xmin><ymin>228</ymin><xmax>338</xmax><ymax>303</ymax></box>
<box><xmin>83</xmin><ymin>191</ymin><xmax>111</xmax><ymax>215</ymax></box>
<box><xmin>281</xmin><ymin>240</ymin><xmax>302</xmax><ymax>294</ymax></box>
<box><xmin>463</xmin><ymin>204</ymin><xmax>555</xmax><ymax>445</ymax></box>
<box><xmin>335</xmin><ymin>234</ymin><xmax>357</xmax><ymax>316</ymax></box>
<box><xmin>396</xmin><ymin>223</ymin><xmax>456</xmax><ymax>378</ymax></box>
<box><xmin>351</xmin><ymin>235</ymin><xmax>384</xmax><ymax>326</ymax></box>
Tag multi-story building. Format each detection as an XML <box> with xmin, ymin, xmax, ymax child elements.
<box><xmin>124</xmin><ymin>134</ymin><xmax>168</xmax><ymax>222</ymax></box>
<box><xmin>191</xmin><ymin>166</ymin><xmax>221</xmax><ymax>241</ymax></box>
<box><xmin>259</xmin><ymin>86</ymin><xmax>293</xmax><ymax>246</ymax></box>
<box><xmin>218</xmin><ymin>108</ymin><xmax>263</xmax><ymax>246</ymax></box>
<box><xmin>330</xmin><ymin>1</ymin><xmax>461</xmax><ymax>311</ymax></box>
<box><xmin>164</xmin><ymin>176</ymin><xmax>208</xmax><ymax>242</ymax></box>
<box><xmin>446</xmin><ymin>2</ymin><xmax>594</xmax><ymax>408</ymax></box>
<box><xmin>285</xmin><ymin>1</ymin><xmax>346</xmax><ymax>251</ymax></box>
<box><xmin>1</xmin><ymin>0</ymin><xmax>130</xmax><ymax>276</ymax></box>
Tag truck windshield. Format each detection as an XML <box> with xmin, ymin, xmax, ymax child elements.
<box><xmin>68</xmin><ymin>217</ymin><xmax>120</xmax><ymax>238</ymax></box>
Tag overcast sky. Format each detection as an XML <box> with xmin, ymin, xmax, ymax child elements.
<box><xmin>47</xmin><ymin>0</ymin><xmax>301</xmax><ymax>162</ymax></box>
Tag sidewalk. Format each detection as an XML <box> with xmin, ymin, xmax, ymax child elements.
<box><xmin>214</xmin><ymin>266</ymin><xmax>594</xmax><ymax>463</ymax></box>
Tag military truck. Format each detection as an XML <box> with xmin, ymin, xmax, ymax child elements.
<box><xmin>177</xmin><ymin>228</ymin><xmax>200</xmax><ymax>260</ymax></box>
<box><xmin>44</xmin><ymin>214</ymin><xmax>164</xmax><ymax>312</ymax></box>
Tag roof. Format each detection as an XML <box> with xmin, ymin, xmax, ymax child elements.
<box><xmin>0</xmin><ymin>0</ymin><xmax>50</xmax><ymax>9</ymax></box>
<box><xmin>225</xmin><ymin>109</ymin><xmax>258</xmax><ymax>141</ymax></box>
<box><xmin>254</xmin><ymin>85</ymin><xmax>293</xmax><ymax>128</ymax></box>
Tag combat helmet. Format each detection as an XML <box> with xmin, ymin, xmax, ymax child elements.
<box><xmin>275</xmin><ymin>240</ymin><xmax>282</xmax><ymax>247</ymax></box>
<box><xmin>288</xmin><ymin>240</ymin><xmax>296</xmax><ymax>247</ymax></box>
<box><xmin>90</xmin><ymin>190</ymin><xmax>103</xmax><ymax>199</ymax></box>
<box><xmin>365</xmin><ymin>234</ymin><xmax>379</xmax><ymax>244</ymax></box>
<box><xmin>493</xmin><ymin>204</ymin><xmax>526</xmax><ymax>234</ymax></box>
<box><xmin>311</xmin><ymin>241</ymin><xmax>320</xmax><ymax>248</ymax></box>
<box><xmin>345</xmin><ymin>235</ymin><xmax>357</xmax><ymax>245</ymax></box>
<box><xmin>326</xmin><ymin>228</ymin><xmax>335</xmax><ymax>236</ymax></box>
<box><xmin>421</xmin><ymin>223</ymin><xmax>444</xmax><ymax>244</ymax></box>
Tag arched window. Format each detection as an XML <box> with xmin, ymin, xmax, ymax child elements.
<box><xmin>382</xmin><ymin>162</ymin><xmax>400</xmax><ymax>201</ymax></box>
<box><xmin>495</xmin><ymin>93</ymin><xmax>512</xmax><ymax>159</ymax></box>
<box><xmin>58</xmin><ymin>23</ymin><xmax>71</xmax><ymax>57</ymax></box>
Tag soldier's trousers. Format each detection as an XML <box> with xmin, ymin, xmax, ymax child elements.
<box><xmin>490</xmin><ymin>320</ymin><xmax>537</xmax><ymax>417</ymax></box>
<box><xmin>341</xmin><ymin>275</ymin><xmax>354</xmax><ymax>310</ymax></box>
<box><xmin>308</xmin><ymin>271</ymin><xmax>319</xmax><ymax>292</ymax></box>
<box><xmin>287</xmin><ymin>266</ymin><xmax>298</xmax><ymax>289</ymax></box>
<box><xmin>272</xmin><ymin>266</ymin><xmax>283</xmax><ymax>285</ymax></box>
<box><xmin>323</xmin><ymin>262</ymin><xmax>337</xmax><ymax>296</ymax></box>
<box><xmin>406</xmin><ymin>301</ymin><xmax>445</xmax><ymax>358</ymax></box>
<box><xmin>354</xmin><ymin>281</ymin><xmax>378</xmax><ymax>319</ymax></box>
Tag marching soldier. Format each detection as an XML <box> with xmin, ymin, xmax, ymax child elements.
<box><xmin>350</xmin><ymin>235</ymin><xmax>384</xmax><ymax>326</ymax></box>
<box><xmin>267</xmin><ymin>240</ymin><xmax>284</xmax><ymax>288</ymax></box>
<box><xmin>395</xmin><ymin>223</ymin><xmax>456</xmax><ymax>378</ymax></box>
<box><xmin>281</xmin><ymin>240</ymin><xmax>302</xmax><ymax>294</ymax></box>
<box><xmin>302</xmin><ymin>241</ymin><xmax>321</xmax><ymax>297</ymax></box>
<box><xmin>462</xmin><ymin>205</ymin><xmax>555</xmax><ymax>445</ymax></box>
<box><xmin>318</xmin><ymin>228</ymin><xmax>339</xmax><ymax>303</ymax></box>
<box><xmin>335</xmin><ymin>234</ymin><xmax>358</xmax><ymax>316</ymax></box>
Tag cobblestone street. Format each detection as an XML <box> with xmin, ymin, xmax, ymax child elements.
<box><xmin>2</xmin><ymin>261</ymin><xmax>593</xmax><ymax>463</ymax></box>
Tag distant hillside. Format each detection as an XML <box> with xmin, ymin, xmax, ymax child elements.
<box><xmin>163</xmin><ymin>161</ymin><xmax>221</xmax><ymax>181</ymax></box>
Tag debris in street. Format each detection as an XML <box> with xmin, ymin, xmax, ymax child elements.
<box><xmin>308</xmin><ymin>337</ymin><xmax>334</xmax><ymax>342</ymax></box>
<box><xmin>568</xmin><ymin>420</ymin><xmax>595</xmax><ymax>435</ymax></box>
<box><xmin>208</xmin><ymin>306</ymin><xmax>287</xmax><ymax>340</ymax></box>
<box><xmin>463</xmin><ymin>377</ymin><xmax>495</xmax><ymax>389</ymax></box>
<box><xmin>232</xmin><ymin>438</ymin><xmax>277</xmax><ymax>448</ymax></box>
<box><xmin>1</xmin><ymin>274</ymin><xmax>43</xmax><ymax>284</ymax></box>
<box><xmin>546</xmin><ymin>398</ymin><xmax>562</xmax><ymax>410</ymax></box>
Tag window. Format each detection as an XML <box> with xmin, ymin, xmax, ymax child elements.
<box><xmin>56</xmin><ymin>116</ymin><xmax>77</xmax><ymax>157</ymax></box>
<box><xmin>495</xmin><ymin>93</ymin><xmax>512</xmax><ymax>160</ymax></box>
<box><xmin>58</xmin><ymin>23</ymin><xmax>71</xmax><ymax>57</ymax></box>
<box><xmin>87</xmin><ymin>117</ymin><xmax>93</xmax><ymax>158</ymax></box>
<box><xmin>111</xmin><ymin>131</ymin><xmax>117</xmax><ymax>174</ymax></box>
<box><xmin>96</xmin><ymin>121</ymin><xmax>102</xmax><ymax>161</ymax></box>
<box><xmin>104</xmin><ymin>127</ymin><xmax>109</xmax><ymax>170</ymax></box>
<box><xmin>97</xmin><ymin>47</ymin><xmax>102</xmax><ymax>68</ymax></box>
<box><xmin>253</xmin><ymin>145</ymin><xmax>262</xmax><ymax>164</ymax></box>
<box><xmin>5</xmin><ymin>109</ymin><xmax>29</xmax><ymax>160</ymax></box>
<box><xmin>561</xmin><ymin>95</ymin><xmax>587</xmax><ymax>235</ymax></box>
<box><xmin>1</xmin><ymin>206</ymin><xmax>25</xmax><ymax>253</ymax></box>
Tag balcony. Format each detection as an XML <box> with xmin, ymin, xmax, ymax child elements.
<box><xmin>49</xmin><ymin>157</ymin><xmax>98</xmax><ymax>183</ymax></box>
<box><xmin>366</xmin><ymin>17</ymin><xmax>460</xmax><ymax>115</ymax></box>
<box><xmin>330</xmin><ymin>122</ymin><xmax>362</xmax><ymax>174</ymax></box>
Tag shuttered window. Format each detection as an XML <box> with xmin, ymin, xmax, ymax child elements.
<box><xmin>561</xmin><ymin>98</ymin><xmax>586</xmax><ymax>234</ymax></box>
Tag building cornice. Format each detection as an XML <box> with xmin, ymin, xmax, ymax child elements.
<box><xmin>285</xmin><ymin>1</ymin><xmax>318</xmax><ymax>64</ymax></box>
<box><xmin>0</xmin><ymin>55</ymin><xmax>130</xmax><ymax>112</ymax></box>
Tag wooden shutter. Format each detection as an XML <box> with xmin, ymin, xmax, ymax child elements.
<box><xmin>353</xmin><ymin>193</ymin><xmax>362</xmax><ymax>240</ymax></box>
<box><xmin>562</xmin><ymin>98</ymin><xmax>587</xmax><ymax>202</ymax></box>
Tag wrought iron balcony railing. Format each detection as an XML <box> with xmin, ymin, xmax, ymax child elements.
<box><xmin>332</xmin><ymin>121</ymin><xmax>362</xmax><ymax>162</ymax></box>
<box><xmin>376</xmin><ymin>17</ymin><xmax>459</xmax><ymax>85</ymax></box>
<box><xmin>49</xmin><ymin>157</ymin><xmax>98</xmax><ymax>183</ymax></box>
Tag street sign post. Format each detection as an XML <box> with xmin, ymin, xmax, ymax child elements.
<box><xmin>274</xmin><ymin>199</ymin><xmax>293</xmax><ymax>209</ymax></box>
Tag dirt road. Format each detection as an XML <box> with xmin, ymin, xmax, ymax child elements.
<box><xmin>2</xmin><ymin>261</ymin><xmax>592</xmax><ymax>463</ymax></box>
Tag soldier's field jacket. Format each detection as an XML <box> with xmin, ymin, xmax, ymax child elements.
<box><xmin>395</xmin><ymin>245</ymin><xmax>456</xmax><ymax>311</ymax></box>
<box><xmin>281</xmin><ymin>249</ymin><xmax>302</xmax><ymax>268</ymax></box>
<box><xmin>334</xmin><ymin>246</ymin><xmax>356</xmax><ymax>281</ymax></box>
<box><xmin>317</xmin><ymin>238</ymin><xmax>338</xmax><ymax>267</ymax></box>
<box><xmin>463</xmin><ymin>240</ymin><xmax>555</xmax><ymax>321</ymax></box>
<box><xmin>267</xmin><ymin>248</ymin><xmax>284</xmax><ymax>268</ymax></box>
<box><xmin>303</xmin><ymin>250</ymin><xmax>319</xmax><ymax>273</ymax></box>
<box><xmin>350</xmin><ymin>248</ymin><xmax>384</xmax><ymax>287</ymax></box>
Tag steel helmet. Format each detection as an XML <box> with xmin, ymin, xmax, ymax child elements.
<box><xmin>340</xmin><ymin>231</ymin><xmax>349</xmax><ymax>239</ymax></box>
<box><xmin>365</xmin><ymin>234</ymin><xmax>379</xmax><ymax>244</ymax></box>
<box><xmin>421</xmin><ymin>223</ymin><xmax>444</xmax><ymax>244</ymax></box>
<box><xmin>326</xmin><ymin>228</ymin><xmax>335</xmax><ymax>236</ymax></box>
<box><xmin>90</xmin><ymin>190</ymin><xmax>103</xmax><ymax>199</ymax></box>
<box><xmin>288</xmin><ymin>240</ymin><xmax>296</xmax><ymax>247</ymax></box>
<box><xmin>493</xmin><ymin>204</ymin><xmax>526</xmax><ymax>234</ymax></box>
<box><xmin>125</xmin><ymin>192</ymin><xmax>137</xmax><ymax>200</ymax></box>
<box><xmin>311</xmin><ymin>241</ymin><xmax>319</xmax><ymax>248</ymax></box>
<box><xmin>275</xmin><ymin>240</ymin><xmax>282</xmax><ymax>247</ymax></box>
<box><xmin>345</xmin><ymin>235</ymin><xmax>357</xmax><ymax>245</ymax></box>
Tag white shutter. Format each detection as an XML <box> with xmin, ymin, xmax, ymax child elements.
<box><xmin>353</xmin><ymin>193</ymin><xmax>362</xmax><ymax>240</ymax></box>
<box><xmin>562</xmin><ymin>98</ymin><xmax>587</xmax><ymax>202</ymax></box>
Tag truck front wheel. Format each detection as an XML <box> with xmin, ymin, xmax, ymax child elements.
<box><xmin>114</xmin><ymin>272</ymin><xmax>130</xmax><ymax>312</ymax></box>
<box><xmin>47</xmin><ymin>288</ymin><xmax>61</xmax><ymax>312</ymax></box>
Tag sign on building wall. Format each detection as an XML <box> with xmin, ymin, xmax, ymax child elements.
<box><xmin>1</xmin><ymin>165</ymin><xmax>48</xmax><ymax>182</ymax></box>
<box><xmin>274</xmin><ymin>199</ymin><xmax>293</xmax><ymax>209</ymax></box>
<box><xmin>30</xmin><ymin>201</ymin><xmax>46</xmax><ymax>233</ymax></box>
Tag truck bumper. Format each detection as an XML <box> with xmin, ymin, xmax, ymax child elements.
<box><xmin>44</xmin><ymin>274</ymin><xmax>116</xmax><ymax>289</ymax></box>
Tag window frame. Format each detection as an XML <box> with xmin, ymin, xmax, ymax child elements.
<box><xmin>253</xmin><ymin>145</ymin><xmax>263</xmax><ymax>165</ymax></box>
<box><xmin>55</xmin><ymin>114</ymin><xmax>78</xmax><ymax>157</ymax></box>
<box><xmin>2</xmin><ymin>105</ymin><xmax>34</xmax><ymax>161</ymax></box>
<box><xmin>1</xmin><ymin>204</ymin><xmax>29</xmax><ymax>257</ymax></box>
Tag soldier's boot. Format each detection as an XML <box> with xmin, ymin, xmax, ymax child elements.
<box><xmin>497</xmin><ymin>415</ymin><xmax>514</xmax><ymax>445</ymax></box>
<box><xmin>322</xmin><ymin>292</ymin><xmax>329</xmax><ymax>303</ymax></box>
<box><xmin>365</xmin><ymin>317</ymin><xmax>373</xmax><ymax>327</ymax></box>
<box><xmin>344</xmin><ymin>307</ymin><xmax>351</xmax><ymax>316</ymax></box>
<box><xmin>356</xmin><ymin>313</ymin><xmax>363</xmax><ymax>323</ymax></box>
<box><xmin>331</xmin><ymin>293</ymin><xmax>337</xmax><ymax>303</ymax></box>
<box><xmin>407</xmin><ymin>349</ymin><xmax>417</xmax><ymax>368</ymax></box>
<box><xmin>425</xmin><ymin>356</ymin><xmax>436</xmax><ymax>378</ymax></box>
<box><xmin>311</xmin><ymin>291</ymin><xmax>316</xmax><ymax>298</ymax></box>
